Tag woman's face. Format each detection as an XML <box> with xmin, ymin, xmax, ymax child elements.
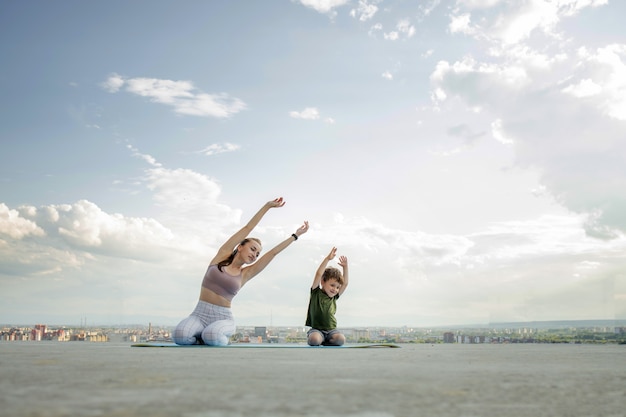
<box><xmin>239</xmin><ymin>240</ymin><xmax>262</xmax><ymax>264</ymax></box>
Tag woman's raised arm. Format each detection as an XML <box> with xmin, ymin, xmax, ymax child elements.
<box><xmin>210</xmin><ymin>197</ymin><xmax>286</xmax><ymax>265</ymax></box>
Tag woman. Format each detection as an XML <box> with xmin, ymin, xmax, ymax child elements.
<box><xmin>173</xmin><ymin>197</ymin><xmax>308</xmax><ymax>346</ymax></box>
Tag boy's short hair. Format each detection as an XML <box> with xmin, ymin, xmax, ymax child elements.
<box><xmin>322</xmin><ymin>267</ymin><xmax>344</xmax><ymax>286</ymax></box>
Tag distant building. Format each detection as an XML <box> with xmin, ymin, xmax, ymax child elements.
<box><xmin>254</xmin><ymin>327</ymin><xmax>266</xmax><ymax>341</ymax></box>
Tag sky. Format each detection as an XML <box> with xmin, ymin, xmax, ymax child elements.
<box><xmin>1</xmin><ymin>0</ymin><xmax>625</xmax><ymax>329</ymax></box>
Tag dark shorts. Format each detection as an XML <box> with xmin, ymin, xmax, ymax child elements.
<box><xmin>307</xmin><ymin>328</ymin><xmax>342</xmax><ymax>345</ymax></box>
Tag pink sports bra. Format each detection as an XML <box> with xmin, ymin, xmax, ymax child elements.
<box><xmin>202</xmin><ymin>264</ymin><xmax>242</xmax><ymax>302</ymax></box>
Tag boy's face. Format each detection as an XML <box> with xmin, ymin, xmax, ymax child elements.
<box><xmin>321</xmin><ymin>278</ymin><xmax>341</xmax><ymax>298</ymax></box>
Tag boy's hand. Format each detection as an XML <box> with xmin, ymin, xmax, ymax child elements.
<box><xmin>326</xmin><ymin>247</ymin><xmax>337</xmax><ymax>261</ymax></box>
<box><xmin>338</xmin><ymin>255</ymin><xmax>348</xmax><ymax>268</ymax></box>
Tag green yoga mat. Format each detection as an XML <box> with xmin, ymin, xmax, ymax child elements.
<box><xmin>131</xmin><ymin>342</ymin><xmax>400</xmax><ymax>348</ymax></box>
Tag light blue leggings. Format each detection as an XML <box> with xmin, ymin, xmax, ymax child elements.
<box><xmin>173</xmin><ymin>300</ymin><xmax>235</xmax><ymax>346</ymax></box>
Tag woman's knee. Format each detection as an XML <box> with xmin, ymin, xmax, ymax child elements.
<box><xmin>173</xmin><ymin>334</ymin><xmax>199</xmax><ymax>345</ymax></box>
<box><xmin>201</xmin><ymin>321</ymin><xmax>235</xmax><ymax>346</ymax></box>
<box><xmin>201</xmin><ymin>333</ymin><xmax>229</xmax><ymax>346</ymax></box>
<box><xmin>173</xmin><ymin>317</ymin><xmax>203</xmax><ymax>345</ymax></box>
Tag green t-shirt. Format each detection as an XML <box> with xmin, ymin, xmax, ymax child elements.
<box><xmin>305</xmin><ymin>287</ymin><xmax>339</xmax><ymax>330</ymax></box>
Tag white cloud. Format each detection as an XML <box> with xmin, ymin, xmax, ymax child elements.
<box><xmin>558</xmin><ymin>0</ymin><xmax>609</xmax><ymax>16</ymax></box>
<box><xmin>196</xmin><ymin>143</ymin><xmax>241</xmax><ymax>156</ymax></box>
<box><xmin>0</xmin><ymin>152</ymin><xmax>243</xmax><ymax>284</ymax></box>
<box><xmin>174</xmin><ymin>93</ymin><xmax>246</xmax><ymax>118</ymax></box>
<box><xmin>396</xmin><ymin>19</ymin><xmax>415</xmax><ymax>38</ymax></box>
<box><xmin>497</xmin><ymin>45</ymin><xmax>567</xmax><ymax>69</ymax></box>
<box><xmin>310</xmin><ymin>213</ymin><xmax>476</xmax><ymax>270</ymax></box>
<box><xmin>495</xmin><ymin>1</ymin><xmax>560</xmax><ymax>45</ymax></box>
<box><xmin>449</xmin><ymin>13</ymin><xmax>474</xmax><ymax>35</ymax></box>
<box><xmin>430</xmin><ymin>43</ymin><xmax>626</xmax><ymax>237</ymax></box>
<box><xmin>128</xmin><ymin>145</ymin><xmax>162</xmax><ymax>167</ymax></box>
<box><xmin>384</xmin><ymin>31</ymin><xmax>399</xmax><ymax>41</ymax></box>
<box><xmin>531</xmin><ymin>184</ymin><xmax>549</xmax><ymax>197</ymax></box>
<box><xmin>430</xmin><ymin>57</ymin><xmax>530</xmax><ymax>106</ymax></box>
<box><xmin>297</xmin><ymin>0</ymin><xmax>349</xmax><ymax>14</ymax></box>
<box><xmin>289</xmin><ymin>107</ymin><xmax>321</xmax><ymax>120</ymax></box>
<box><xmin>0</xmin><ymin>200</ymin><xmax>181</xmax><ymax>283</ymax></box>
<box><xmin>303</xmin><ymin>212</ymin><xmax>626</xmax><ymax>325</ymax></box>
<box><xmin>145</xmin><ymin>168</ymin><xmax>224</xmax><ymax>215</ymax></box>
<box><xmin>563</xmin><ymin>44</ymin><xmax>626</xmax><ymax>120</ymax></box>
<box><xmin>491</xmin><ymin>119</ymin><xmax>514</xmax><ymax>145</ymax></box>
<box><xmin>418</xmin><ymin>0</ymin><xmax>442</xmax><ymax>17</ymax></box>
<box><xmin>350</xmin><ymin>0</ymin><xmax>378</xmax><ymax>21</ymax></box>
<box><xmin>142</xmin><ymin>168</ymin><xmax>242</xmax><ymax>245</ymax></box>
<box><xmin>0</xmin><ymin>203</ymin><xmax>45</xmax><ymax>239</ymax></box>
<box><xmin>102</xmin><ymin>74</ymin><xmax>246</xmax><ymax>118</ymax></box>
<box><xmin>100</xmin><ymin>73</ymin><xmax>125</xmax><ymax>93</ymax></box>
<box><xmin>469</xmin><ymin>214</ymin><xmax>608</xmax><ymax>260</ymax></box>
<box><xmin>562</xmin><ymin>78</ymin><xmax>602</xmax><ymax>97</ymax></box>
<box><xmin>384</xmin><ymin>19</ymin><xmax>415</xmax><ymax>40</ymax></box>
<box><xmin>450</xmin><ymin>0</ymin><xmax>610</xmax><ymax>47</ymax></box>
<box><xmin>289</xmin><ymin>107</ymin><xmax>335</xmax><ymax>123</ymax></box>
<box><xmin>125</xmin><ymin>77</ymin><xmax>194</xmax><ymax>103</ymax></box>
<box><xmin>382</xmin><ymin>71</ymin><xmax>393</xmax><ymax>80</ymax></box>
<box><xmin>2</xmin><ymin>171</ymin><xmax>625</xmax><ymax>326</ymax></box>
<box><xmin>20</xmin><ymin>201</ymin><xmax>176</xmax><ymax>253</ymax></box>
<box><xmin>432</xmin><ymin>87</ymin><xmax>447</xmax><ymax>102</ymax></box>
<box><xmin>368</xmin><ymin>22</ymin><xmax>383</xmax><ymax>37</ymax></box>
<box><xmin>459</xmin><ymin>0</ymin><xmax>502</xmax><ymax>9</ymax></box>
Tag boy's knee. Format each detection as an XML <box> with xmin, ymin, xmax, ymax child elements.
<box><xmin>326</xmin><ymin>333</ymin><xmax>345</xmax><ymax>346</ymax></box>
<box><xmin>307</xmin><ymin>332</ymin><xmax>323</xmax><ymax>346</ymax></box>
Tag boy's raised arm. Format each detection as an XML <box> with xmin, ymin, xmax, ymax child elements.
<box><xmin>338</xmin><ymin>255</ymin><xmax>349</xmax><ymax>296</ymax></box>
<box><xmin>311</xmin><ymin>247</ymin><xmax>336</xmax><ymax>289</ymax></box>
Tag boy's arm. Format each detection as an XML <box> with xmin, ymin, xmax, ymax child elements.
<box><xmin>338</xmin><ymin>255</ymin><xmax>349</xmax><ymax>296</ymax></box>
<box><xmin>311</xmin><ymin>247</ymin><xmax>336</xmax><ymax>289</ymax></box>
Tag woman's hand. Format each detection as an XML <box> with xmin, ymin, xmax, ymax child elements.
<box><xmin>267</xmin><ymin>197</ymin><xmax>286</xmax><ymax>209</ymax></box>
<box><xmin>294</xmin><ymin>221</ymin><xmax>309</xmax><ymax>237</ymax></box>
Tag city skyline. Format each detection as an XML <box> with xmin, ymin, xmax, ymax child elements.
<box><xmin>2</xmin><ymin>318</ymin><xmax>625</xmax><ymax>331</ymax></box>
<box><xmin>2</xmin><ymin>1</ymin><xmax>626</xmax><ymax>327</ymax></box>
<box><xmin>3</xmin><ymin>319</ymin><xmax>625</xmax><ymax>346</ymax></box>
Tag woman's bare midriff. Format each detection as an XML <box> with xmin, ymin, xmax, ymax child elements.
<box><xmin>199</xmin><ymin>287</ymin><xmax>232</xmax><ymax>308</ymax></box>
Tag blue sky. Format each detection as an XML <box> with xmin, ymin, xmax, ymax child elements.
<box><xmin>2</xmin><ymin>0</ymin><xmax>625</xmax><ymax>328</ymax></box>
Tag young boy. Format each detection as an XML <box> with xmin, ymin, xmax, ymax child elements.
<box><xmin>305</xmin><ymin>247</ymin><xmax>349</xmax><ymax>346</ymax></box>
